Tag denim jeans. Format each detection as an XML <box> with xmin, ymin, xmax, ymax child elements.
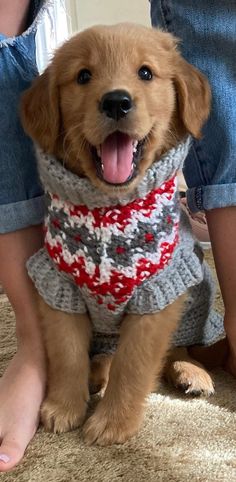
<box><xmin>0</xmin><ymin>1</ymin><xmax>47</xmax><ymax>233</ymax></box>
<box><xmin>1</xmin><ymin>1</ymin><xmax>235</xmax><ymax>235</ymax></box>
<box><xmin>150</xmin><ymin>0</ymin><xmax>236</xmax><ymax>212</ymax></box>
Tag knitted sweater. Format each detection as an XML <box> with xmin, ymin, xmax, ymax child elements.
<box><xmin>27</xmin><ymin>138</ymin><xmax>224</xmax><ymax>354</ymax></box>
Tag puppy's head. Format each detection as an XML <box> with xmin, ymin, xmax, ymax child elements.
<box><xmin>21</xmin><ymin>23</ymin><xmax>211</xmax><ymax>194</ymax></box>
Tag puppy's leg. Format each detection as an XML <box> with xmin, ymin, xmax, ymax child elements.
<box><xmin>83</xmin><ymin>296</ymin><xmax>185</xmax><ymax>445</ymax></box>
<box><xmin>89</xmin><ymin>354</ymin><xmax>113</xmax><ymax>396</ymax></box>
<box><xmin>164</xmin><ymin>347</ymin><xmax>215</xmax><ymax>396</ymax></box>
<box><xmin>39</xmin><ymin>297</ymin><xmax>92</xmax><ymax>433</ymax></box>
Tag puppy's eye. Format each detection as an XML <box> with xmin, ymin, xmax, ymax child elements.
<box><xmin>77</xmin><ymin>69</ymin><xmax>92</xmax><ymax>85</ymax></box>
<box><xmin>138</xmin><ymin>66</ymin><xmax>153</xmax><ymax>81</ymax></box>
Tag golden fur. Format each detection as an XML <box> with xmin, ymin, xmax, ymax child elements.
<box><xmin>21</xmin><ymin>24</ymin><xmax>216</xmax><ymax>445</ymax></box>
<box><xmin>21</xmin><ymin>24</ymin><xmax>210</xmax><ymax>194</ymax></box>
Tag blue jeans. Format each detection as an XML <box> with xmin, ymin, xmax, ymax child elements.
<box><xmin>0</xmin><ymin>1</ymin><xmax>47</xmax><ymax>233</ymax></box>
<box><xmin>1</xmin><ymin>1</ymin><xmax>235</xmax><ymax>234</ymax></box>
<box><xmin>150</xmin><ymin>0</ymin><xmax>236</xmax><ymax>212</ymax></box>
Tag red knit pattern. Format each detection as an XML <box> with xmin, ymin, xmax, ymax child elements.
<box><xmin>45</xmin><ymin>177</ymin><xmax>179</xmax><ymax>310</ymax></box>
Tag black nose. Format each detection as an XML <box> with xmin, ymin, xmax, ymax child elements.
<box><xmin>100</xmin><ymin>90</ymin><xmax>133</xmax><ymax>121</ymax></box>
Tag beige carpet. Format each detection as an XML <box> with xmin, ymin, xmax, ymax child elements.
<box><xmin>1</xmin><ymin>252</ymin><xmax>236</xmax><ymax>482</ymax></box>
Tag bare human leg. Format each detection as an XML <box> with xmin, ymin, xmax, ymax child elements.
<box><xmin>0</xmin><ymin>226</ymin><xmax>46</xmax><ymax>472</ymax></box>
<box><xmin>206</xmin><ymin>207</ymin><xmax>236</xmax><ymax>377</ymax></box>
<box><xmin>0</xmin><ymin>1</ymin><xmax>47</xmax><ymax>472</ymax></box>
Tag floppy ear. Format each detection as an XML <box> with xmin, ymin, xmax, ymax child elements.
<box><xmin>21</xmin><ymin>67</ymin><xmax>61</xmax><ymax>153</ymax></box>
<box><xmin>174</xmin><ymin>57</ymin><xmax>211</xmax><ymax>139</ymax></box>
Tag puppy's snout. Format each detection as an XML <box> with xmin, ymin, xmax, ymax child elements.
<box><xmin>100</xmin><ymin>90</ymin><xmax>133</xmax><ymax>121</ymax></box>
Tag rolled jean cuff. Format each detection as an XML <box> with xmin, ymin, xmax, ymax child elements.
<box><xmin>187</xmin><ymin>184</ymin><xmax>236</xmax><ymax>213</ymax></box>
<box><xmin>0</xmin><ymin>195</ymin><xmax>45</xmax><ymax>234</ymax></box>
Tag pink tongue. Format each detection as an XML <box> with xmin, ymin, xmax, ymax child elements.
<box><xmin>100</xmin><ymin>132</ymin><xmax>133</xmax><ymax>184</ymax></box>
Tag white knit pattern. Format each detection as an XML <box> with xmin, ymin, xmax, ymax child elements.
<box><xmin>27</xmin><ymin>138</ymin><xmax>224</xmax><ymax>352</ymax></box>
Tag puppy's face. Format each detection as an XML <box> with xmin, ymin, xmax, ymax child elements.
<box><xmin>21</xmin><ymin>24</ymin><xmax>211</xmax><ymax>195</ymax></box>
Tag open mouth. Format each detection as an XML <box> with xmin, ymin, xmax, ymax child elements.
<box><xmin>92</xmin><ymin>131</ymin><xmax>145</xmax><ymax>185</ymax></box>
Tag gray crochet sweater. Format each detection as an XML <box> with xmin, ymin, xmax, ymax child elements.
<box><xmin>28</xmin><ymin>138</ymin><xmax>224</xmax><ymax>354</ymax></box>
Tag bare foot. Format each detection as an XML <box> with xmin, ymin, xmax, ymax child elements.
<box><xmin>0</xmin><ymin>347</ymin><xmax>45</xmax><ymax>472</ymax></box>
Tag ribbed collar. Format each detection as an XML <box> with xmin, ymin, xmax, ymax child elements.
<box><xmin>36</xmin><ymin>136</ymin><xmax>191</xmax><ymax>209</ymax></box>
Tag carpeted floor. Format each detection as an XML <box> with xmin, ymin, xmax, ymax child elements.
<box><xmin>0</xmin><ymin>251</ymin><xmax>236</xmax><ymax>482</ymax></box>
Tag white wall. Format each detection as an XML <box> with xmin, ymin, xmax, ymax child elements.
<box><xmin>66</xmin><ymin>0</ymin><xmax>150</xmax><ymax>33</ymax></box>
<box><xmin>36</xmin><ymin>1</ymin><xmax>69</xmax><ymax>71</ymax></box>
<box><xmin>36</xmin><ymin>1</ymin><xmax>151</xmax><ymax>70</ymax></box>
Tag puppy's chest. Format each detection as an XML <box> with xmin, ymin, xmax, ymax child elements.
<box><xmin>44</xmin><ymin>177</ymin><xmax>179</xmax><ymax>308</ymax></box>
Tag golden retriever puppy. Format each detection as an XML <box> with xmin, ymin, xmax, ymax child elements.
<box><xmin>21</xmin><ymin>23</ymin><xmax>224</xmax><ymax>445</ymax></box>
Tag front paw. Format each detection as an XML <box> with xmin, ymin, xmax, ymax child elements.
<box><xmin>167</xmin><ymin>360</ymin><xmax>215</xmax><ymax>396</ymax></box>
<box><xmin>83</xmin><ymin>402</ymin><xmax>142</xmax><ymax>445</ymax></box>
<box><xmin>41</xmin><ymin>391</ymin><xmax>89</xmax><ymax>433</ymax></box>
